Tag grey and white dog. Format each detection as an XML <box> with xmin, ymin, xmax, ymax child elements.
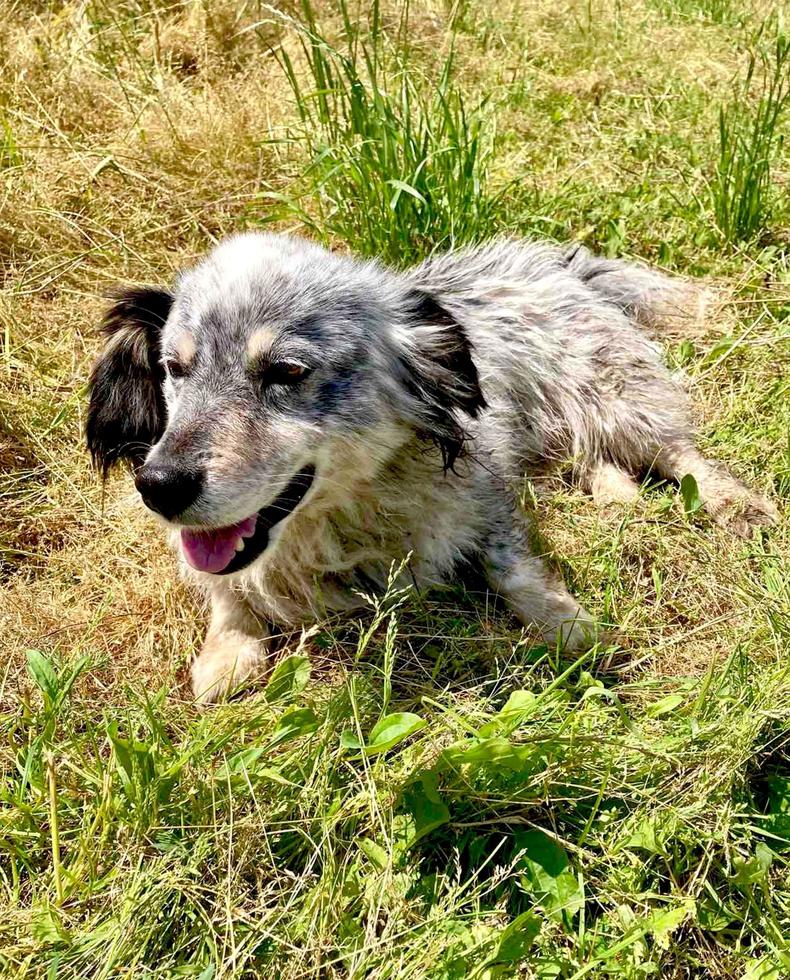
<box><xmin>86</xmin><ymin>233</ymin><xmax>778</xmax><ymax>702</ymax></box>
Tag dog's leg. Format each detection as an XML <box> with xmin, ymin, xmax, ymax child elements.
<box><xmin>482</xmin><ymin>516</ymin><xmax>600</xmax><ymax>652</ymax></box>
<box><xmin>655</xmin><ymin>440</ymin><xmax>778</xmax><ymax>536</ymax></box>
<box><xmin>584</xmin><ymin>461</ymin><xmax>641</xmax><ymax>509</ymax></box>
<box><xmin>191</xmin><ymin>588</ymin><xmax>270</xmax><ymax>704</ymax></box>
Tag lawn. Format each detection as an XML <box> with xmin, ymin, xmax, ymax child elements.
<box><xmin>1</xmin><ymin>0</ymin><xmax>789</xmax><ymax>977</ymax></box>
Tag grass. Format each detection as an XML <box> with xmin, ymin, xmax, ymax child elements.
<box><xmin>259</xmin><ymin>0</ymin><xmax>504</xmax><ymax>263</ymax></box>
<box><xmin>711</xmin><ymin>23</ymin><xmax>790</xmax><ymax>244</ymax></box>
<box><xmin>1</xmin><ymin>0</ymin><xmax>789</xmax><ymax>977</ymax></box>
<box><xmin>657</xmin><ymin>0</ymin><xmax>740</xmax><ymax>26</ymax></box>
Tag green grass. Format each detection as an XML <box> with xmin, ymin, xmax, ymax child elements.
<box><xmin>0</xmin><ymin>116</ymin><xmax>21</xmax><ymax>170</ymax></box>
<box><xmin>6</xmin><ymin>576</ymin><xmax>790</xmax><ymax>978</ymax></box>
<box><xmin>258</xmin><ymin>0</ymin><xmax>504</xmax><ymax>263</ymax></box>
<box><xmin>656</xmin><ymin>0</ymin><xmax>740</xmax><ymax>26</ymax></box>
<box><xmin>1</xmin><ymin>0</ymin><xmax>789</xmax><ymax>978</ymax></box>
<box><xmin>711</xmin><ymin>24</ymin><xmax>790</xmax><ymax>245</ymax></box>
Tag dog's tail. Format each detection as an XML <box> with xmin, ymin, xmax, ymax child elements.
<box><xmin>562</xmin><ymin>243</ymin><xmax>715</xmax><ymax>335</ymax></box>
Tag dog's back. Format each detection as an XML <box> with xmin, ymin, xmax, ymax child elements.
<box><xmin>408</xmin><ymin>238</ymin><xmax>694</xmax><ymax>476</ymax></box>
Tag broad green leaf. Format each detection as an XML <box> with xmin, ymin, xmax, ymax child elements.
<box><xmin>26</xmin><ymin>650</ymin><xmax>58</xmax><ymax>702</ymax></box>
<box><xmin>444</xmin><ymin>736</ymin><xmax>538</xmax><ymax>773</ymax></box>
<box><xmin>646</xmin><ymin>694</ymin><xmax>684</xmax><ymax>718</ymax></box>
<box><xmin>403</xmin><ymin>772</ymin><xmax>450</xmax><ymax>845</ymax></box>
<box><xmin>680</xmin><ymin>473</ymin><xmax>703</xmax><ymax>515</ymax></box>
<box><xmin>226</xmin><ymin>745</ymin><xmax>267</xmax><ymax>774</ymax></box>
<box><xmin>263</xmin><ymin>655</ymin><xmax>310</xmax><ymax>703</ymax></box>
<box><xmin>649</xmin><ymin>900</ymin><xmax>695</xmax><ymax>950</ymax></box>
<box><xmin>677</xmin><ymin>339</ymin><xmax>696</xmax><ymax>365</ymax></box>
<box><xmin>624</xmin><ymin>817</ymin><xmax>663</xmax><ymax>855</ymax></box>
<box><xmin>270</xmin><ymin>706</ymin><xmax>318</xmax><ymax>746</ymax></box>
<box><xmin>702</xmin><ymin>337</ymin><xmax>736</xmax><ymax>367</ymax></box>
<box><xmin>742</xmin><ymin>956</ymin><xmax>783</xmax><ymax>980</ymax></box>
<box><xmin>222</xmin><ymin>742</ymin><xmax>304</xmax><ymax>790</ymax></box>
<box><xmin>256</xmin><ymin>767</ymin><xmax>301</xmax><ymax>787</ymax></box>
<box><xmin>734</xmin><ymin>842</ymin><xmax>774</xmax><ymax>887</ymax></box>
<box><xmin>30</xmin><ymin>903</ymin><xmax>70</xmax><ymax>948</ymax></box>
<box><xmin>515</xmin><ymin>830</ymin><xmax>583</xmax><ymax>924</ymax></box>
<box><xmin>534</xmin><ymin>960</ymin><xmax>564</xmax><ymax>979</ymax></box>
<box><xmin>358</xmin><ymin>838</ymin><xmax>389</xmax><ymax>870</ymax></box>
<box><xmin>364</xmin><ymin>711</ymin><xmax>425</xmax><ymax>756</ymax></box>
<box><xmin>478</xmin><ymin>690</ymin><xmax>537</xmax><ymax>736</ymax></box>
<box><xmin>697</xmin><ymin>890</ymin><xmax>733</xmax><ymax>932</ymax></box>
<box><xmin>595</xmin><ymin>899</ymin><xmax>694</xmax><ymax>961</ymax></box>
<box><xmin>339</xmin><ymin>730</ymin><xmax>363</xmax><ymax>751</ymax></box>
<box><xmin>764</xmin><ymin>776</ymin><xmax>790</xmax><ymax>850</ymax></box>
<box><xmin>766</xmin><ymin>775</ymin><xmax>790</xmax><ymax>815</ymax></box>
<box><xmin>485</xmin><ymin>910</ymin><xmax>541</xmax><ymax>966</ymax></box>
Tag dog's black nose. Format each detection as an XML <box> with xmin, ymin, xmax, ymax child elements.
<box><xmin>134</xmin><ymin>465</ymin><xmax>204</xmax><ymax>520</ymax></box>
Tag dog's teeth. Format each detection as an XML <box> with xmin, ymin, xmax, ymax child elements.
<box><xmin>234</xmin><ymin>537</ymin><xmax>245</xmax><ymax>553</ymax></box>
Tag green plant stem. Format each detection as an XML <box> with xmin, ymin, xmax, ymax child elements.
<box><xmin>47</xmin><ymin>751</ymin><xmax>64</xmax><ymax>905</ymax></box>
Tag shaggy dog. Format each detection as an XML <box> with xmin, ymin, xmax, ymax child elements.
<box><xmin>86</xmin><ymin>234</ymin><xmax>778</xmax><ymax>702</ymax></box>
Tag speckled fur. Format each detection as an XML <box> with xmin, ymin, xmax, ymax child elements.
<box><xmin>86</xmin><ymin>233</ymin><xmax>778</xmax><ymax>702</ymax></box>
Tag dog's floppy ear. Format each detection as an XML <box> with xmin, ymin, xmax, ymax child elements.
<box><xmin>86</xmin><ymin>286</ymin><xmax>173</xmax><ymax>476</ymax></box>
<box><xmin>398</xmin><ymin>290</ymin><xmax>486</xmax><ymax>470</ymax></box>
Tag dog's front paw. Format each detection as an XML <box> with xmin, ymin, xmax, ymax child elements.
<box><xmin>543</xmin><ymin>604</ymin><xmax>610</xmax><ymax>653</ymax></box>
<box><xmin>191</xmin><ymin>629</ymin><xmax>269</xmax><ymax>705</ymax></box>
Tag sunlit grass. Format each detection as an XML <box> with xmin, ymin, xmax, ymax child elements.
<box><xmin>257</xmin><ymin>0</ymin><xmax>504</xmax><ymax>263</ymax></box>
<box><xmin>711</xmin><ymin>25</ymin><xmax>790</xmax><ymax>244</ymax></box>
<box><xmin>0</xmin><ymin>0</ymin><xmax>788</xmax><ymax>978</ymax></box>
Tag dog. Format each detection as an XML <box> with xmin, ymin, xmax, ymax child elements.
<box><xmin>86</xmin><ymin>233</ymin><xmax>778</xmax><ymax>702</ymax></box>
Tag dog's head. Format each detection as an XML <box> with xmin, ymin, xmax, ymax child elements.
<box><xmin>86</xmin><ymin>233</ymin><xmax>485</xmax><ymax>576</ymax></box>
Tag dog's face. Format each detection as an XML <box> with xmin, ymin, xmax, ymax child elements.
<box><xmin>87</xmin><ymin>233</ymin><xmax>484</xmax><ymax>576</ymax></box>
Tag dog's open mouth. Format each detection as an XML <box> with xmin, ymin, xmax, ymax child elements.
<box><xmin>180</xmin><ymin>465</ymin><xmax>316</xmax><ymax>575</ymax></box>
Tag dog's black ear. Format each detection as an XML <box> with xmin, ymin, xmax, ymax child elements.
<box><xmin>398</xmin><ymin>290</ymin><xmax>486</xmax><ymax>470</ymax></box>
<box><xmin>86</xmin><ymin>286</ymin><xmax>173</xmax><ymax>476</ymax></box>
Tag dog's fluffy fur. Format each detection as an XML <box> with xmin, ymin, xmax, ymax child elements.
<box><xmin>86</xmin><ymin>233</ymin><xmax>778</xmax><ymax>701</ymax></box>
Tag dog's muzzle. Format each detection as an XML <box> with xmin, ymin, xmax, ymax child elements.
<box><xmin>180</xmin><ymin>465</ymin><xmax>316</xmax><ymax>575</ymax></box>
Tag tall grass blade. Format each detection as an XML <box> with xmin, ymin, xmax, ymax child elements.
<box><xmin>711</xmin><ymin>26</ymin><xmax>790</xmax><ymax>243</ymax></box>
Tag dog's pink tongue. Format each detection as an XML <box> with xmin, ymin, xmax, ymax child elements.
<box><xmin>181</xmin><ymin>515</ymin><xmax>257</xmax><ymax>574</ymax></box>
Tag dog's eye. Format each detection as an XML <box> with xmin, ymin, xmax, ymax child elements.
<box><xmin>268</xmin><ymin>361</ymin><xmax>311</xmax><ymax>385</ymax></box>
<box><xmin>165</xmin><ymin>359</ymin><xmax>186</xmax><ymax>380</ymax></box>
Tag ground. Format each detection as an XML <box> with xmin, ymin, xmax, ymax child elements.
<box><xmin>0</xmin><ymin>1</ymin><xmax>788</xmax><ymax>977</ymax></box>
